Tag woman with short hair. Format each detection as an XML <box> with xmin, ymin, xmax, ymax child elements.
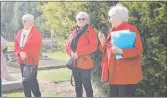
<box><xmin>14</xmin><ymin>14</ymin><xmax>42</xmax><ymax>97</ymax></box>
<box><xmin>99</xmin><ymin>4</ymin><xmax>143</xmax><ymax>97</ymax></box>
<box><xmin>65</xmin><ymin>11</ymin><xmax>98</xmax><ymax>97</ymax></box>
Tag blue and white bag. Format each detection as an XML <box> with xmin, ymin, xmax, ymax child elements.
<box><xmin>111</xmin><ymin>30</ymin><xmax>136</xmax><ymax>59</ymax></box>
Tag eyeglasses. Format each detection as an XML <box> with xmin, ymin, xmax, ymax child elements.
<box><xmin>77</xmin><ymin>18</ymin><xmax>85</xmax><ymax>21</ymax></box>
<box><xmin>22</xmin><ymin>21</ymin><xmax>27</xmax><ymax>23</ymax></box>
<box><xmin>22</xmin><ymin>20</ymin><xmax>29</xmax><ymax>23</ymax></box>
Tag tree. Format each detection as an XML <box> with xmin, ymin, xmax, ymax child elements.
<box><xmin>1</xmin><ymin>2</ymin><xmax>15</xmax><ymax>41</ymax></box>
<box><xmin>40</xmin><ymin>2</ymin><xmax>86</xmax><ymax>50</ymax></box>
<box><xmin>1</xmin><ymin>2</ymin><xmax>43</xmax><ymax>41</ymax></box>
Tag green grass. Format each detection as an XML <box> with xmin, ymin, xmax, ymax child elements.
<box><xmin>3</xmin><ymin>92</ymin><xmax>62</xmax><ymax>97</ymax></box>
<box><xmin>38</xmin><ymin>68</ymin><xmax>71</xmax><ymax>83</ymax></box>
<box><xmin>7</xmin><ymin>42</ymin><xmax>14</xmax><ymax>51</ymax></box>
<box><xmin>43</xmin><ymin>51</ymin><xmax>67</xmax><ymax>62</ymax></box>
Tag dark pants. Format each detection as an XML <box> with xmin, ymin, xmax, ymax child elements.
<box><xmin>72</xmin><ymin>67</ymin><xmax>93</xmax><ymax>97</ymax></box>
<box><xmin>108</xmin><ymin>84</ymin><xmax>137</xmax><ymax>97</ymax></box>
<box><xmin>20</xmin><ymin>64</ymin><xmax>41</xmax><ymax>97</ymax></box>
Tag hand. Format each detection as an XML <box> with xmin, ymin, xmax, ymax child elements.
<box><xmin>98</xmin><ymin>32</ymin><xmax>106</xmax><ymax>47</ymax></box>
<box><xmin>71</xmin><ymin>52</ymin><xmax>75</xmax><ymax>58</ymax></box>
<box><xmin>112</xmin><ymin>44</ymin><xmax>123</xmax><ymax>54</ymax></box>
<box><xmin>19</xmin><ymin>52</ymin><xmax>26</xmax><ymax>60</ymax></box>
<box><xmin>74</xmin><ymin>53</ymin><xmax>78</xmax><ymax>59</ymax></box>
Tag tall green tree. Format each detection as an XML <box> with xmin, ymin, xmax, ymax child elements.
<box><xmin>40</xmin><ymin>2</ymin><xmax>86</xmax><ymax>49</ymax></box>
<box><xmin>1</xmin><ymin>2</ymin><xmax>15</xmax><ymax>41</ymax></box>
<box><xmin>1</xmin><ymin>2</ymin><xmax>43</xmax><ymax>41</ymax></box>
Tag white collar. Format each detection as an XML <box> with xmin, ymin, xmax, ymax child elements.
<box><xmin>23</xmin><ymin>25</ymin><xmax>34</xmax><ymax>34</ymax></box>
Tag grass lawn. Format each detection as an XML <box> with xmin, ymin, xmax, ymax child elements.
<box><xmin>3</xmin><ymin>91</ymin><xmax>62</xmax><ymax>97</ymax></box>
<box><xmin>3</xmin><ymin>68</ymin><xmax>72</xmax><ymax>97</ymax></box>
<box><xmin>38</xmin><ymin>68</ymin><xmax>71</xmax><ymax>83</ymax></box>
<box><xmin>43</xmin><ymin>51</ymin><xmax>67</xmax><ymax>62</ymax></box>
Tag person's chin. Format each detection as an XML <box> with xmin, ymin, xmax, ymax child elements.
<box><xmin>80</xmin><ymin>23</ymin><xmax>87</xmax><ymax>27</ymax></box>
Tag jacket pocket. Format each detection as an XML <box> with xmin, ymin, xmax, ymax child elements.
<box><xmin>76</xmin><ymin>55</ymin><xmax>93</xmax><ymax>69</ymax></box>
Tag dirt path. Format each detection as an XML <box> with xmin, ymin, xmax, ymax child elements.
<box><xmin>39</xmin><ymin>81</ymin><xmax>105</xmax><ymax>97</ymax></box>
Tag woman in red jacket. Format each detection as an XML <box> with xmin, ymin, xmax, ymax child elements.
<box><xmin>99</xmin><ymin>4</ymin><xmax>143</xmax><ymax>97</ymax></box>
<box><xmin>65</xmin><ymin>11</ymin><xmax>98</xmax><ymax>97</ymax></box>
<box><xmin>14</xmin><ymin>14</ymin><xmax>42</xmax><ymax>97</ymax></box>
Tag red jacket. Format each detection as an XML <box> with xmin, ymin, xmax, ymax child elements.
<box><xmin>100</xmin><ymin>23</ymin><xmax>143</xmax><ymax>84</ymax></box>
<box><xmin>14</xmin><ymin>26</ymin><xmax>42</xmax><ymax>66</ymax></box>
<box><xmin>65</xmin><ymin>24</ymin><xmax>98</xmax><ymax>69</ymax></box>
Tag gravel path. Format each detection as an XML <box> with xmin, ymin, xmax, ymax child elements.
<box><xmin>39</xmin><ymin>81</ymin><xmax>105</xmax><ymax>97</ymax></box>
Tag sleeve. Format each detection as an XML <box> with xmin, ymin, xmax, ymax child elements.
<box><xmin>99</xmin><ymin>44</ymin><xmax>105</xmax><ymax>52</ymax></box>
<box><xmin>99</xmin><ymin>28</ymin><xmax>112</xmax><ymax>53</ymax></box>
<box><xmin>122</xmin><ymin>26</ymin><xmax>143</xmax><ymax>58</ymax></box>
<box><xmin>65</xmin><ymin>25</ymin><xmax>79</xmax><ymax>56</ymax></box>
<box><xmin>14</xmin><ymin>33</ymin><xmax>22</xmax><ymax>56</ymax></box>
<box><xmin>1</xmin><ymin>36</ymin><xmax>7</xmax><ymax>50</ymax></box>
<box><xmin>76</xmin><ymin>28</ymin><xmax>98</xmax><ymax>56</ymax></box>
<box><xmin>64</xmin><ymin>33</ymin><xmax>73</xmax><ymax>56</ymax></box>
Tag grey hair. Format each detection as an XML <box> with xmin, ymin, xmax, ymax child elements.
<box><xmin>76</xmin><ymin>11</ymin><xmax>90</xmax><ymax>21</ymax></box>
<box><xmin>22</xmin><ymin>14</ymin><xmax>34</xmax><ymax>24</ymax></box>
<box><xmin>108</xmin><ymin>4</ymin><xmax>129</xmax><ymax>22</ymax></box>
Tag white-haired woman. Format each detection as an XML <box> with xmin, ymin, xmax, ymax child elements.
<box><xmin>99</xmin><ymin>4</ymin><xmax>143</xmax><ymax>97</ymax></box>
<box><xmin>14</xmin><ymin>14</ymin><xmax>42</xmax><ymax>97</ymax></box>
<box><xmin>65</xmin><ymin>11</ymin><xmax>98</xmax><ymax>97</ymax></box>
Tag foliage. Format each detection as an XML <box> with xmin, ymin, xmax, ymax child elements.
<box><xmin>1</xmin><ymin>2</ymin><xmax>43</xmax><ymax>41</ymax></box>
<box><xmin>120</xmin><ymin>2</ymin><xmax>167</xmax><ymax>96</ymax></box>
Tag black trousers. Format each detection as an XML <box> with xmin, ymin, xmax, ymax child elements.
<box><xmin>108</xmin><ymin>84</ymin><xmax>137</xmax><ymax>97</ymax></box>
<box><xmin>72</xmin><ymin>67</ymin><xmax>93</xmax><ymax>97</ymax></box>
<box><xmin>20</xmin><ymin>64</ymin><xmax>41</xmax><ymax>97</ymax></box>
